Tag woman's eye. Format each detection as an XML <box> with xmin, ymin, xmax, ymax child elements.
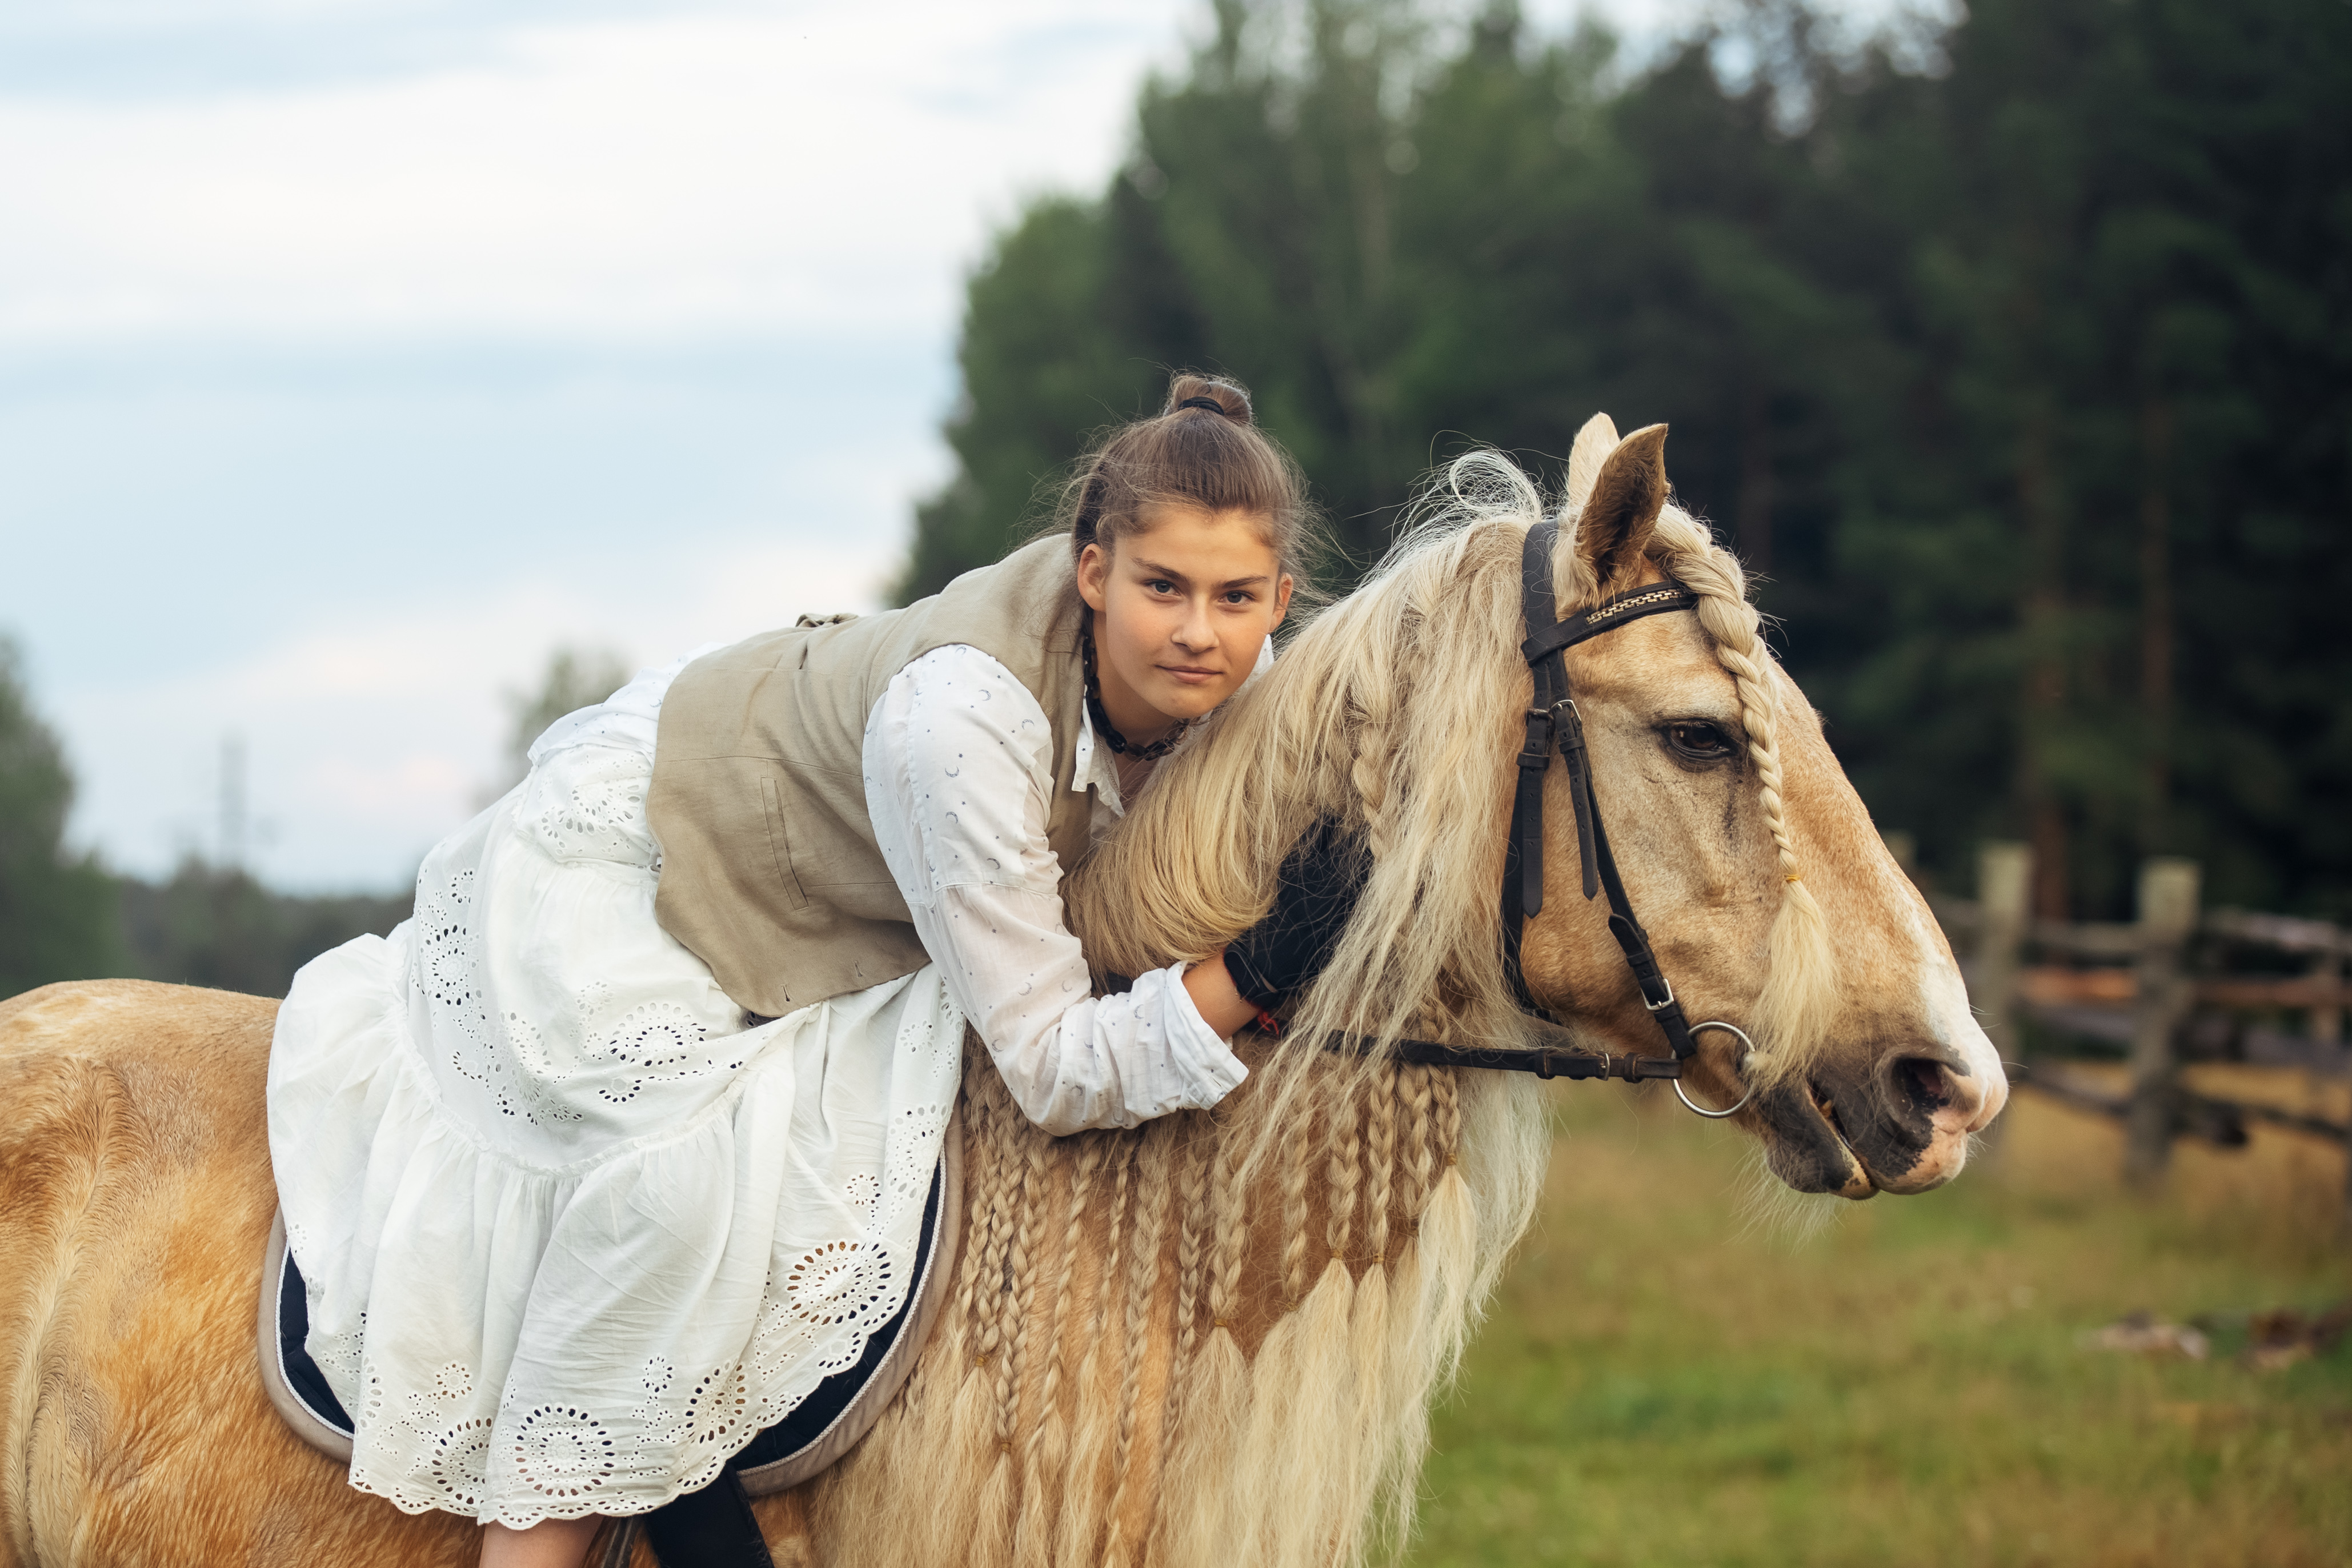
<box><xmin>1665</xmin><ymin>721</ymin><xmax>1734</xmax><ymax>760</ymax></box>
<box><xmin>1145</xmin><ymin>579</ymin><xmax>1177</xmax><ymax>595</ymax></box>
<box><xmin>1221</xmin><ymin>590</ymin><xmax>1255</xmax><ymax>605</ymax></box>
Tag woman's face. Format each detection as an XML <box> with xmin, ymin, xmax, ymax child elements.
<box><xmin>1076</xmin><ymin>503</ymin><xmax>1292</xmax><ymax>734</ymax></box>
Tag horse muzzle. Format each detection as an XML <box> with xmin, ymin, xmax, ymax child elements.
<box><xmin>1752</xmin><ymin>1042</ymin><xmax>2000</xmax><ymax>1198</ymax></box>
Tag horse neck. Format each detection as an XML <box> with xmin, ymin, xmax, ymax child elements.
<box><xmin>835</xmin><ymin>1037</ymin><xmax>1545</xmax><ymax>1568</ymax></box>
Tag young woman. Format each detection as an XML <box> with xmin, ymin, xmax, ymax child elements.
<box><xmin>267</xmin><ymin>376</ymin><xmax>1358</xmax><ymax>1567</ymax></box>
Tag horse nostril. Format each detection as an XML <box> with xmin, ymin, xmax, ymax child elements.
<box><xmin>1893</xmin><ymin>1055</ymin><xmax>1955</xmax><ymax>1116</ymax></box>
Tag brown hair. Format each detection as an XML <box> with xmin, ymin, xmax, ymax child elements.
<box><xmin>1056</xmin><ymin>373</ymin><xmax>1316</xmax><ymax>580</ymax></box>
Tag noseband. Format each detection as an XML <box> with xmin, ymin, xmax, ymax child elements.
<box><xmin>1328</xmin><ymin>519</ymin><xmax>1756</xmax><ymax>1118</ymax></box>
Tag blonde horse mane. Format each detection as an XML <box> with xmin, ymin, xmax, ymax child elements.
<box><xmin>1065</xmin><ymin>436</ymin><xmax>1839</xmax><ymax>1105</ymax></box>
<box><xmin>850</xmin><ymin>435</ymin><xmax>1844</xmax><ymax>1566</ymax></box>
<box><xmin>806</xmin><ymin>434</ymin><xmax>1840</xmax><ymax>1567</ymax></box>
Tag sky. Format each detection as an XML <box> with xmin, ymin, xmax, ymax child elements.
<box><xmin>1</xmin><ymin>0</ymin><xmax>1916</xmax><ymax>893</ymax></box>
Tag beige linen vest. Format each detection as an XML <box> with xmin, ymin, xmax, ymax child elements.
<box><xmin>647</xmin><ymin>534</ymin><xmax>1092</xmax><ymax>1018</ymax></box>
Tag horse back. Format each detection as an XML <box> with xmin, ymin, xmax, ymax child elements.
<box><xmin>0</xmin><ymin>981</ymin><xmax>474</xmax><ymax>1567</ymax></box>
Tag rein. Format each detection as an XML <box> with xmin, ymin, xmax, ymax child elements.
<box><xmin>1314</xmin><ymin>520</ymin><xmax>1757</xmax><ymax>1119</ymax></box>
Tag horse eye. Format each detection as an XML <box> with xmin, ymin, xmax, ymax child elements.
<box><xmin>1665</xmin><ymin>721</ymin><xmax>1734</xmax><ymax>761</ymax></box>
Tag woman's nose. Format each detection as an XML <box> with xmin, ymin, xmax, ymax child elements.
<box><xmin>1174</xmin><ymin>597</ymin><xmax>1216</xmax><ymax>649</ymax></box>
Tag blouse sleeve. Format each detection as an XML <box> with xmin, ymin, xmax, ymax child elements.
<box><xmin>862</xmin><ymin>644</ymin><xmax>1247</xmax><ymax>1135</ymax></box>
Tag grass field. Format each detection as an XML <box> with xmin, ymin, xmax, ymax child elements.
<box><xmin>1407</xmin><ymin>1073</ymin><xmax>2352</xmax><ymax>1568</ymax></box>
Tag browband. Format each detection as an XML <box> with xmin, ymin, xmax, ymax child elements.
<box><xmin>1519</xmin><ymin>580</ymin><xmax>1698</xmax><ymax>663</ymax></box>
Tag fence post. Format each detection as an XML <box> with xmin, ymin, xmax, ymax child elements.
<box><xmin>2125</xmin><ymin>858</ymin><xmax>2201</xmax><ymax>1185</ymax></box>
<box><xmin>2331</xmin><ymin>940</ymin><xmax>2352</xmax><ymax>1242</ymax></box>
<box><xmin>1974</xmin><ymin>840</ymin><xmax>2034</xmax><ymax>1065</ymax></box>
<box><xmin>2311</xmin><ymin>949</ymin><xmax>2344</xmax><ymax>1046</ymax></box>
<box><xmin>1969</xmin><ymin>842</ymin><xmax>2033</xmax><ymax>1163</ymax></box>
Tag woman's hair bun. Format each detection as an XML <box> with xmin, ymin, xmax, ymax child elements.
<box><xmin>1164</xmin><ymin>374</ymin><xmax>1252</xmax><ymax>426</ymax></box>
<box><xmin>1052</xmin><ymin>368</ymin><xmax>1314</xmax><ymax>583</ymax></box>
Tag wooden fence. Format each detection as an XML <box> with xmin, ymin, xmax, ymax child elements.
<box><xmin>1912</xmin><ymin>841</ymin><xmax>2351</xmax><ymax>1226</ymax></box>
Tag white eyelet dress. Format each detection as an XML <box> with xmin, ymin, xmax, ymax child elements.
<box><xmin>266</xmin><ymin>641</ymin><xmax>1252</xmax><ymax>1527</ymax></box>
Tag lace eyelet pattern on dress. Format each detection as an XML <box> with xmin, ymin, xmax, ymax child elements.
<box><xmin>265</xmin><ymin>654</ymin><xmax>963</xmax><ymax>1527</ymax></box>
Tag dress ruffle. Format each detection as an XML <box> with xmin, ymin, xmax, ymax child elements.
<box><xmin>266</xmin><ymin>662</ymin><xmax>963</xmax><ymax>1526</ymax></box>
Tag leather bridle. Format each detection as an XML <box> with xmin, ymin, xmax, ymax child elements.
<box><xmin>1327</xmin><ymin>519</ymin><xmax>1757</xmax><ymax>1118</ymax></box>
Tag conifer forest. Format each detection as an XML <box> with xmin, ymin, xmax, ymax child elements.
<box><xmin>900</xmin><ymin>0</ymin><xmax>2352</xmax><ymax>927</ymax></box>
<box><xmin>2</xmin><ymin>5</ymin><xmax>2347</xmax><ymax>1560</ymax></box>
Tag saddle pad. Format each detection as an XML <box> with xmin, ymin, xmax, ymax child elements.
<box><xmin>256</xmin><ymin>1116</ymin><xmax>963</xmax><ymax>1501</ymax></box>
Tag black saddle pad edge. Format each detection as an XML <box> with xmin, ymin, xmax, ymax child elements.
<box><xmin>277</xmin><ymin>1239</ymin><xmax>356</xmax><ymax>1438</ymax></box>
<box><xmin>276</xmin><ymin>1153</ymin><xmax>947</xmax><ymax>1472</ymax></box>
<box><xmin>724</xmin><ymin>1156</ymin><xmax>943</xmax><ymax>1473</ymax></box>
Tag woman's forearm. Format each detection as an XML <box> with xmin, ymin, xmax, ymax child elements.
<box><xmin>1181</xmin><ymin>948</ymin><xmax>1259</xmax><ymax>1038</ymax></box>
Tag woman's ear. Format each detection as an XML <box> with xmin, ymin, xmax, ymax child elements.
<box><xmin>1076</xmin><ymin>541</ymin><xmax>1110</xmax><ymax>612</ymax></box>
<box><xmin>1271</xmin><ymin>572</ymin><xmax>1293</xmax><ymax>629</ymax></box>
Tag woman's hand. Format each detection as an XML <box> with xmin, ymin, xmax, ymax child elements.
<box><xmin>1217</xmin><ymin>817</ymin><xmax>1371</xmax><ymax>1017</ymax></box>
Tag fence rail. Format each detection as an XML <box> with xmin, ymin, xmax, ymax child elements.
<box><xmin>1920</xmin><ymin>841</ymin><xmax>2350</xmax><ymax>1234</ymax></box>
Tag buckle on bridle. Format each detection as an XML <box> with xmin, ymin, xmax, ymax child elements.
<box><xmin>1516</xmin><ymin>708</ymin><xmax>1554</xmax><ymax>770</ymax></box>
<box><xmin>1641</xmin><ymin>975</ymin><xmax>1676</xmax><ymax>1012</ymax></box>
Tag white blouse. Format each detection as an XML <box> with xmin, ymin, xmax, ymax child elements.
<box><xmin>862</xmin><ymin>643</ymin><xmax>1253</xmax><ymax>1135</ymax></box>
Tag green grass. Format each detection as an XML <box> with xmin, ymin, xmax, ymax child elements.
<box><xmin>1406</xmin><ymin>1079</ymin><xmax>2352</xmax><ymax>1568</ymax></box>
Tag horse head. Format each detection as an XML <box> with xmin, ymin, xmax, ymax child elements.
<box><xmin>1070</xmin><ymin>416</ymin><xmax>2005</xmax><ymax>1201</ymax></box>
<box><xmin>1517</xmin><ymin>414</ymin><xmax>2006</xmax><ymax>1197</ymax></box>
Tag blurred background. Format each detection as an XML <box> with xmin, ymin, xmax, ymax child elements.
<box><xmin>2</xmin><ymin>0</ymin><xmax>2347</xmax><ymax>1560</ymax></box>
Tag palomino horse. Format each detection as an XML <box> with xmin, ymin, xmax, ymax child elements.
<box><xmin>0</xmin><ymin>421</ymin><xmax>2004</xmax><ymax>1568</ymax></box>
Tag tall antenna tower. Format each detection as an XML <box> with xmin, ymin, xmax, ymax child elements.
<box><xmin>220</xmin><ymin>733</ymin><xmax>247</xmax><ymax>873</ymax></box>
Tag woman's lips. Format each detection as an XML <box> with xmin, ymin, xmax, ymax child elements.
<box><xmin>1161</xmin><ymin>665</ymin><xmax>1223</xmax><ymax>685</ymax></box>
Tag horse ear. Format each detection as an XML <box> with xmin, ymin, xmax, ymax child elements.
<box><xmin>1574</xmin><ymin>423</ymin><xmax>1670</xmax><ymax>585</ymax></box>
<box><xmin>1565</xmin><ymin>412</ymin><xmax>1619</xmax><ymax>511</ymax></box>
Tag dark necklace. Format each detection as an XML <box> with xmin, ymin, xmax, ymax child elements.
<box><xmin>1081</xmin><ymin>623</ymin><xmax>1193</xmax><ymax>760</ymax></box>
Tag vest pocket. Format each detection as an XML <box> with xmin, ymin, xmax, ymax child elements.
<box><xmin>759</xmin><ymin>775</ymin><xmax>811</xmax><ymax>909</ymax></box>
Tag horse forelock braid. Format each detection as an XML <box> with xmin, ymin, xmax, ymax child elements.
<box><xmin>1651</xmin><ymin>506</ymin><xmax>1837</xmax><ymax>1079</ymax></box>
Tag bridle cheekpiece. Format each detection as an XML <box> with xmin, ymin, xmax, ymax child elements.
<box><xmin>1324</xmin><ymin>518</ymin><xmax>1757</xmax><ymax>1118</ymax></box>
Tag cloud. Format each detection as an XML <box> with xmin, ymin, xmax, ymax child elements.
<box><xmin>7</xmin><ymin>0</ymin><xmax>1930</xmax><ymax>892</ymax></box>
<box><xmin>3</xmin><ymin>1</ymin><xmax>1189</xmax><ymax>888</ymax></box>
<box><xmin>0</xmin><ymin>2</ymin><xmax>1191</xmax><ymax>342</ymax></box>
<box><xmin>55</xmin><ymin>527</ymin><xmax>896</xmax><ymax>888</ymax></box>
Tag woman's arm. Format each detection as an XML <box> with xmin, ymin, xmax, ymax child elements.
<box><xmin>863</xmin><ymin>645</ymin><xmax>1249</xmax><ymax>1135</ymax></box>
<box><xmin>1181</xmin><ymin>949</ymin><xmax>1257</xmax><ymax>1038</ymax></box>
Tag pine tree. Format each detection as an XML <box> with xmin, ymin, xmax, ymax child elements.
<box><xmin>0</xmin><ymin>639</ymin><xmax>124</xmax><ymax>998</ymax></box>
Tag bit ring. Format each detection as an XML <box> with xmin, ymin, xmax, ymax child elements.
<box><xmin>1671</xmin><ymin>1021</ymin><xmax>1757</xmax><ymax>1118</ymax></box>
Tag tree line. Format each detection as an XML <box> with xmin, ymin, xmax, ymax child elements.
<box><xmin>900</xmin><ymin>0</ymin><xmax>2351</xmax><ymax>921</ymax></box>
<box><xmin>4</xmin><ymin>0</ymin><xmax>2345</xmax><ymax>1002</ymax></box>
<box><xmin>0</xmin><ymin>642</ymin><xmax>634</xmax><ymax>1001</ymax></box>
<box><xmin>0</xmin><ymin>638</ymin><xmax>414</xmax><ymax>1000</ymax></box>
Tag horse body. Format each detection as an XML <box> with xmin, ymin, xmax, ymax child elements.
<box><xmin>0</xmin><ymin>980</ymin><xmax>1527</xmax><ymax>1568</ymax></box>
<box><xmin>0</xmin><ymin>423</ymin><xmax>2002</xmax><ymax>1566</ymax></box>
<box><xmin>0</xmin><ymin>981</ymin><xmax>477</xmax><ymax>1567</ymax></box>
